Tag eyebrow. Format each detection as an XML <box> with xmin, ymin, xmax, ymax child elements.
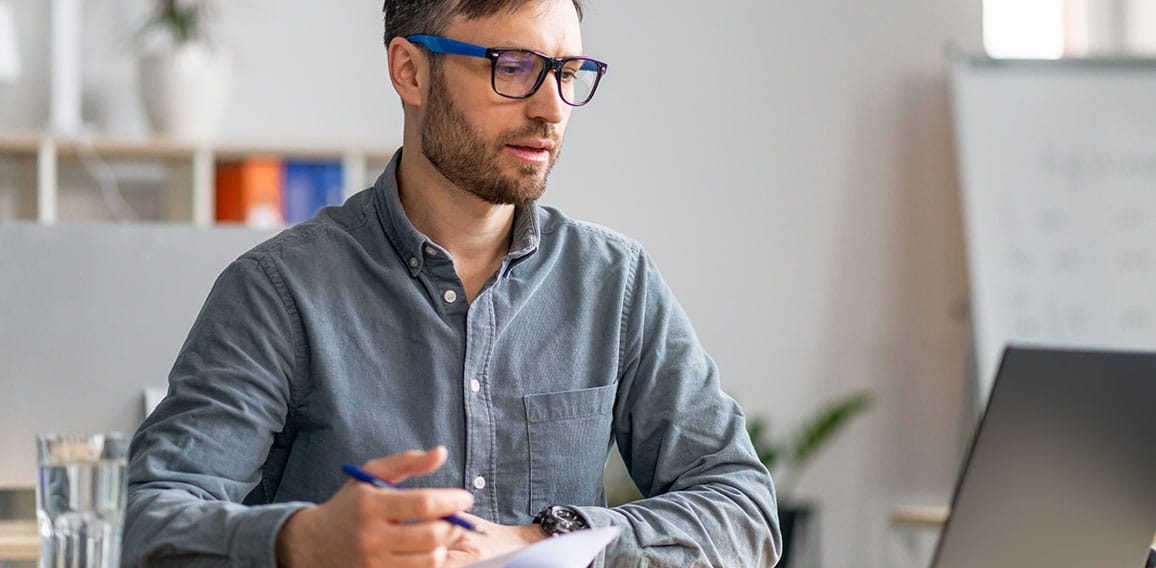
<box><xmin>466</xmin><ymin>35</ymin><xmax>584</xmax><ymax>57</ymax></box>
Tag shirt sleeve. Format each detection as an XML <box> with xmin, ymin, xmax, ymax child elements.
<box><xmin>576</xmin><ymin>249</ymin><xmax>783</xmax><ymax>567</ymax></box>
<box><xmin>123</xmin><ymin>255</ymin><xmax>312</xmax><ymax>567</ymax></box>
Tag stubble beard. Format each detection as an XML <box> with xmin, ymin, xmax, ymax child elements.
<box><xmin>421</xmin><ymin>74</ymin><xmax>562</xmax><ymax>207</ymax></box>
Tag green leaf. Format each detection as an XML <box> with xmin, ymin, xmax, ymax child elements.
<box><xmin>788</xmin><ymin>392</ymin><xmax>872</xmax><ymax>471</ymax></box>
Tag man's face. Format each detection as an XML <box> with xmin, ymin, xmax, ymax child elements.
<box><xmin>419</xmin><ymin>1</ymin><xmax>582</xmax><ymax>206</ymax></box>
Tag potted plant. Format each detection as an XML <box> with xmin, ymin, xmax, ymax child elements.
<box><xmin>602</xmin><ymin>391</ymin><xmax>872</xmax><ymax>566</ymax></box>
<box><xmin>138</xmin><ymin>0</ymin><xmax>232</xmax><ymax>142</ymax></box>
<box><xmin>747</xmin><ymin>391</ymin><xmax>873</xmax><ymax>568</ymax></box>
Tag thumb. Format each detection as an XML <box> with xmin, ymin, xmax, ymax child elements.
<box><xmin>361</xmin><ymin>446</ymin><xmax>449</xmax><ymax>485</ymax></box>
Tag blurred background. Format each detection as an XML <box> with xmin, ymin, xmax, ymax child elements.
<box><xmin>1</xmin><ymin>1</ymin><xmax>1154</xmax><ymax>567</ymax></box>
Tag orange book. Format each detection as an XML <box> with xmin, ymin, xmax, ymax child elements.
<box><xmin>215</xmin><ymin>158</ymin><xmax>285</xmax><ymax>228</ymax></box>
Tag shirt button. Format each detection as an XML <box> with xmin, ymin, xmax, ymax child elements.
<box><xmin>408</xmin><ymin>257</ymin><xmax>419</xmax><ymax>268</ymax></box>
<box><xmin>424</xmin><ymin>246</ymin><xmax>438</xmax><ymax>257</ymax></box>
<box><xmin>443</xmin><ymin>290</ymin><xmax>457</xmax><ymax>304</ymax></box>
<box><xmin>472</xmin><ymin>476</ymin><xmax>486</xmax><ymax>490</ymax></box>
<box><xmin>470</xmin><ymin>379</ymin><xmax>481</xmax><ymax>393</ymax></box>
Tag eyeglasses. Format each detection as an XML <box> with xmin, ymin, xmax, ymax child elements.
<box><xmin>405</xmin><ymin>34</ymin><xmax>608</xmax><ymax>107</ymax></box>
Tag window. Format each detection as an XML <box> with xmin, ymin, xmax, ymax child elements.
<box><xmin>984</xmin><ymin>0</ymin><xmax>1156</xmax><ymax>58</ymax></box>
<box><xmin>983</xmin><ymin>0</ymin><xmax>1066</xmax><ymax>58</ymax></box>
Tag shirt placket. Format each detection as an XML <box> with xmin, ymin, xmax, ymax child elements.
<box><xmin>462</xmin><ymin>282</ymin><xmax>498</xmax><ymax>520</ymax></box>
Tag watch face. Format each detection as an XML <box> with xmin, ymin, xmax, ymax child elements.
<box><xmin>537</xmin><ymin>505</ymin><xmax>589</xmax><ymax>536</ymax></box>
<box><xmin>555</xmin><ymin>506</ymin><xmax>581</xmax><ymax>523</ymax></box>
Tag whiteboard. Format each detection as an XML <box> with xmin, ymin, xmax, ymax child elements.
<box><xmin>950</xmin><ymin>56</ymin><xmax>1156</xmax><ymax>405</ymax></box>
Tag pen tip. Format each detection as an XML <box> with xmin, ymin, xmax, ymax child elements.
<box><xmin>473</xmin><ymin>526</ymin><xmax>487</xmax><ymax>534</ymax></box>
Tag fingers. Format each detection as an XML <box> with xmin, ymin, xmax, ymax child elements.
<box><xmin>385</xmin><ymin>521</ymin><xmax>463</xmax><ymax>553</ymax></box>
<box><xmin>279</xmin><ymin>446</ymin><xmax>476</xmax><ymax>568</ymax></box>
<box><xmin>362</xmin><ymin>446</ymin><xmax>449</xmax><ymax>484</ymax></box>
<box><xmin>387</xmin><ymin>546</ymin><xmax>448</xmax><ymax>568</ymax></box>
<box><xmin>364</xmin><ymin>487</ymin><xmax>475</xmax><ymax>523</ymax></box>
<box><xmin>337</xmin><ymin>488</ymin><xmax>470</xmax><ymax>565</ymax></box>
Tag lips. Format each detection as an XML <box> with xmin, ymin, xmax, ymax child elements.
<box><xmin>503</xmin><ymin>138</ymin><xmax>557</xmax><ymax>165</ymax></box>
<box><xmin>506</xmin><ymin>139</ymin><xmax>556</xmax><ymax>152</ymax></box>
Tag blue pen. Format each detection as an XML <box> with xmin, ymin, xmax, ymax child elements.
<box><xmin>341</xmin><ymin>463</ymin><xmax>486</xmax><ymax>534</ymax></box>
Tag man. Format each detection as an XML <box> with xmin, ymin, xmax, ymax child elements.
<box><xmin>124</xmin><ymin>1</ymin><xmax>781</xmax><ymax>566</ymax></box>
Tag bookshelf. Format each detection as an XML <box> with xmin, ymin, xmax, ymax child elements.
<box><xmin>0</xmin><ymin>130</ymin><xmax>395</xmax><ymax>226</ymax></box>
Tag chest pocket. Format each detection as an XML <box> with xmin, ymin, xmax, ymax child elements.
<box><xmin>524</xmin><ymin>383</ymin><xmax>617</xmax><ymax>514</ymax></box>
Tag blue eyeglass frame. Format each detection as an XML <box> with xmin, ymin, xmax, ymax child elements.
<box><xmin>405</xmin><ymin>34</ymin><xmax>608</xmax><ymax>107</ymax></box>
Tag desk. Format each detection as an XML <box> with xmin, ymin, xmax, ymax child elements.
<box><xmin>891</xmin><ymin>505</ymin><xmax>1156</xmax><ymax>545</ymax></box>
<box><xmin>0</xmin><ymin>521</ymin><xmax>37</xmax><ymax>562</ymax></box>
<box><xmin>890</xmin><ymin>505</ymin><xmax>949</xmax><ymax>528</ymax></box>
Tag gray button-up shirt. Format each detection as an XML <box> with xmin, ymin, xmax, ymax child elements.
<box><xmin>124</xmin><ymin>151</ymin><xmax>781</xmax><ymax>567</ymax></box>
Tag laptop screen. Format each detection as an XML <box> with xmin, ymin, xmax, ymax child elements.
<box><xmin>931</xmin><ymin>346</ymin><xmax>1156</xmax><ymax>567</ymax></box>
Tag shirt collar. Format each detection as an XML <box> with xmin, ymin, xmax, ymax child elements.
<box><xmin>374</xmin><ymin>148</ymin><xmax>541</xmax><ymax>277</ymax></box>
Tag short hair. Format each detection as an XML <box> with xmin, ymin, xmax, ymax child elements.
<box><xmin>382</xmin><ymin>1</ymin><xmax>585</xmax><ymax>47</ymax></box>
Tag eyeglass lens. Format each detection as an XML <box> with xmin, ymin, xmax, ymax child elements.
<box><xmin>493</xmin><ymin>51</ymin><xmax>600</xmax><ymax>105</ymax></box>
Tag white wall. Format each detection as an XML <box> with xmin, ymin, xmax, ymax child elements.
<box><xmin>0</xmin><ymin>0</ymin><xmax>398</xmax><ymax>144</ymax></box>
<box><xmin>563</xmin><ymin>2</ymin><xmax>979</xmax><ymax>565</ymax></box>
<box><xmin>1076</xmin><ymin>0</ymin><xmax>1156</xmax><ymax>55</ymax></box>
<box><xmin>0</xmin><ymin>1</ymin><xmax>981</xmax><ymax>565</ymax></box>
<box><xmin>1124</xmin><ymin>0</ymin><xmax>1156</xmax><ymax>53</ymax></box>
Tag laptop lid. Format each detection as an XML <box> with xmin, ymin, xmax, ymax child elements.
<box><xmin>931</xmin><ymin>346</ymin><xmax>1156</xmax><ymax>567</ymax></box>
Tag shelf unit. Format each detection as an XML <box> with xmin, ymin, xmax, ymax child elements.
<box><xmin>0</xmin><ymin>130</ymin><xmax>396</xmax><ymax>226</ymax></box>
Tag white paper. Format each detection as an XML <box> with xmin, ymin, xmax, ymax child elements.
<box><xmin>465</xmin><ymin>526</ymin><xmax>621</xmax><ymax>568</ymax></box>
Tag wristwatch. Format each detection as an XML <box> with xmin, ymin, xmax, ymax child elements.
<box><xmin>533</xmin><ymin>504</ymin><xmax>589</xmax><ymax>537</ymax></box>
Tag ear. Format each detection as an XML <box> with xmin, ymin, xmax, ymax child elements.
<box><xmin>388</xmin><ymin>37</ymin><xmax>427</xmax><ymax>107</ymax></box>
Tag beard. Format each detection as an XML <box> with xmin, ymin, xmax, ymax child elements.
<box><xmin>421</xmin><ymin>75</ymin><xmax>562</xmax><ymax>206</ymax></box>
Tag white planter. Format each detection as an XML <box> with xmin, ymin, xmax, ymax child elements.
<box><xmin>139</xmin><ymin>43</ymin><xmax>232</xmax><ymax>143</ymax></box>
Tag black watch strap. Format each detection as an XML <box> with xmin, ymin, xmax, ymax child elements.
<box><xmin>533</xmin><ymin>504</ymin><xmax>589</xmax><ymax>537</ymax></box>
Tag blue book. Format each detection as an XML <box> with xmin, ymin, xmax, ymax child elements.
<box><xmin>283</xmin><ymin>161</ymin><xmax>344</xmax><ymax>224</ymax></box>
<box><xmin>317</xmin><ymin>162</ymin><xmax>344</xmax><ymax>211</ymax></box>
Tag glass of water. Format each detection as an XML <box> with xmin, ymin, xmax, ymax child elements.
<box><xmin>35</xmin><ymin>433</ymin><xmax>128</xmax><ymax>568</ymax></box>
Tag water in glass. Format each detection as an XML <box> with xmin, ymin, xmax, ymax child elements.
<box><xmin>36</xmin><ymin>434</ymin><xmax>127</xmax><ymax>568</ymax></box>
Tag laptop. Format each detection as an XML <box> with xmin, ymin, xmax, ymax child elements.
<box><xmin>931</xmin><ymin>346</ymin><xmax>1156</xmax><ymax>567</ymax></box>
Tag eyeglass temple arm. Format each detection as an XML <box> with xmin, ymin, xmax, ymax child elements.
<box><xmin>405</xmin><ymin>34</ymin><xmax>488</xmax><ymax>58</ymax></box>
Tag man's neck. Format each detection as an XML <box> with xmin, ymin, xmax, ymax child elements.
<box><xmin>396</xmin><ymin>150</ymin><xmax>516</xmax><ymax>301</ymax></box>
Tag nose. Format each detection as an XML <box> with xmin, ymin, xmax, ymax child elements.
<box><xmin>524</xmin><ymin>71</ymin><xmax>568</xmax><ymax>125</ymax></box>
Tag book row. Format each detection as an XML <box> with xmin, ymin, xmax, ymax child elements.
<box><xmin>216</xmin><ymin>158</ymin><xmax>345</xmax><ymax>228</ymax></box>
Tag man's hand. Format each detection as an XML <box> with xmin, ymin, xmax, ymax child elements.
<box><xmin>444</xmin><ymin>514</ymin><xmax>547</xmax><ymax>567</ymax></box>
<box><xmin>276</xmin><ymin>447</ymin><xmax>475</xmax><ymax>568</ymax></box>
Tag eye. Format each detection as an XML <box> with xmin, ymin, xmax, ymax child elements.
<box><xmin>497</xmin><ymin>64</ymin><xmax>524</xmax><ymax>77</ymax></box>
<box><xmin>559</xmin><ymin>60</ymin><xmax>584</xmax><ymax>83</ymax></box>
<box><xmin>494</xmin><ymin>52</ymin><xmax>537</xmax><ymax>79</ymax></box>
